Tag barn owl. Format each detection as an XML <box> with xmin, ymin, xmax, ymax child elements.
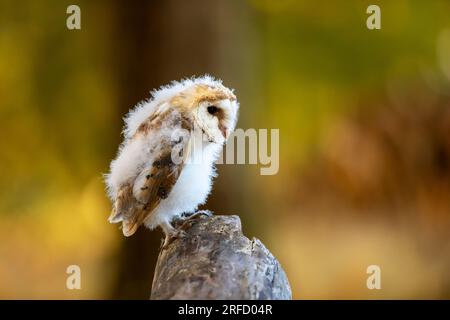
<box><xmin>105</xmin><ymin>76</ymin><xmax>239</xmax><ymax>246</ymax></box>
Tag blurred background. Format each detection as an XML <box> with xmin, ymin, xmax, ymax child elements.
<box><xmin>1</xmin><ymin>0</ymin><xmax>450</xmax><ymax>299</ymax></box>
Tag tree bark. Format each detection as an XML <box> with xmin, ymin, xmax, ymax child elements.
<box><xmin>150</xmin><ymin>214</ymin><xmax>292</xmax><ymax>300</ymax></box>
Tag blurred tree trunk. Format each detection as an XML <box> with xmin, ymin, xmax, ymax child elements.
<box><xmin>109</xmin><ymin>0</ymin><xmax>225</xmax><ymax>299</ymax></box>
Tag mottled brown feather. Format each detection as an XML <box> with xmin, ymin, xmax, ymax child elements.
<box><xmin>118</xmin><ymin>110</ymin><xmax>193</xmax><ymax>236</ymax></box>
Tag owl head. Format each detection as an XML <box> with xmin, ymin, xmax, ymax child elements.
<box><xmin>123</xmin><ymin>76</ymin><xmax>239</xmax><ymax>146</ymax></box>
<box><xmin>170</xmin><ymin>80</ymin><xmax>238</xmax><ymax>145</ymax></box>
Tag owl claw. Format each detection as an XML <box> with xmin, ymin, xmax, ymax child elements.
<box><xmin>182</xmin><ymin>210</ymin><xmax>213</xmax><ymax>219</ymax></box>
<box><xmin>161</xmin><ymin>229</ymin><xmax>188</xmax><ymax>250</ymax></box>
<box><xmin>159</xmin><ymin>212</ymin><xmax>212</xmax><ymax>249</ymax></box>
<box><xmin>177</xmin><ymin>210</ymin><xmax>213</xmax><ymax>232</ymax></box>
<box><xmin>195</xmin><ymin>209</ymin><xmax>213</xmax><ymax>217</ymax></box>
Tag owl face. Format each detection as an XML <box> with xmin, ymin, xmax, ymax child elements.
<box><xmin>168</xmin><ymin>81</ymin><xmax>239</xmax><ymax>145</ymax></box>
<box><xmin>194</xmin><ymin>98</ymin><xmax>239</xmax><ymax>144</ymax></box>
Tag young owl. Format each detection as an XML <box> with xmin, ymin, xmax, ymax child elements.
<box><xmin>105</xmin><ymin>76</ymin><xmax>239</xmax><ymax>246</ymax></box>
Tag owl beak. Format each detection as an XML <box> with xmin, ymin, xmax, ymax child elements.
<box><xmin>219</xmin><ymin>125</ymin><xmax>228</xmax><ymax>139</ymax></box>
<box><xmin>200</xmin><ymin>128</ymin><xmax>215</xmax><ymax>143</ymax></box>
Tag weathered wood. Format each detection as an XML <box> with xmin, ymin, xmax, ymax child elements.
<box><xmin>150</xmin><ymin>214</ymin><xmax>292</xmax><ymax>300</ymax></box>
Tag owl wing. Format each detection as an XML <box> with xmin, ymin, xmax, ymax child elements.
<box><xmin>109</xmin><ymin>109</ymin><xmax>192</xmax><ymax>236</ymax></box>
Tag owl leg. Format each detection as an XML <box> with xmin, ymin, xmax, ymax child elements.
<box><xmin>160</xmin><ymin>220</ymin><xmax>187</xmax><ymax>250</ymax></box>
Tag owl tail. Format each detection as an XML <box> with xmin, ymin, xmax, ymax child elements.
<box><xmin>122</xmin><ymin>218</ymin><xmax>139</xmax><ymax>237</ymax></box>
<box><xmin>108</xmin><ymin>208</ymin><xmax>139</xmax><ymax>236</ymax></box>
<box><xmin>108</xmin><ymin>210</ymin><xmax>123</xmax><ymax>224</ymax></box>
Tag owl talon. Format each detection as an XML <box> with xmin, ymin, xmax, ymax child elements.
<box><xmin>195</xmin><ymin>210</ymin><xmax>213</xmax><ymax>217</ymax></box>
<box><xmin>178</xmin><ymin>210</ymin><xmax>213</xmax><ymax>231</ymax></box>
<box><xmin>161</xmin><ymin>229</ymin><xmax>187</xmax><ymax>250</ymax></box>
<box><xmin>183</xmin><ymin>210</ymin><xmax>213</xmax><ymax>219</ymax></box>
<box><xmin>161</xmin><ymin>237</ymin><xmax>171</xmax><ymax>250</ymax></box>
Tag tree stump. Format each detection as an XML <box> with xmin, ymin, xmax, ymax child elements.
<box><xmin>150</xmin><ymin>214</ymin><xmax>292</xmax><ymax>300</ymax></box>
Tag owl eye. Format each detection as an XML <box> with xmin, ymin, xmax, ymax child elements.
<box><xmin>207</xmin><ymin>105</ymin><xmax>219</xmax><ymax>115</ymax></box>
